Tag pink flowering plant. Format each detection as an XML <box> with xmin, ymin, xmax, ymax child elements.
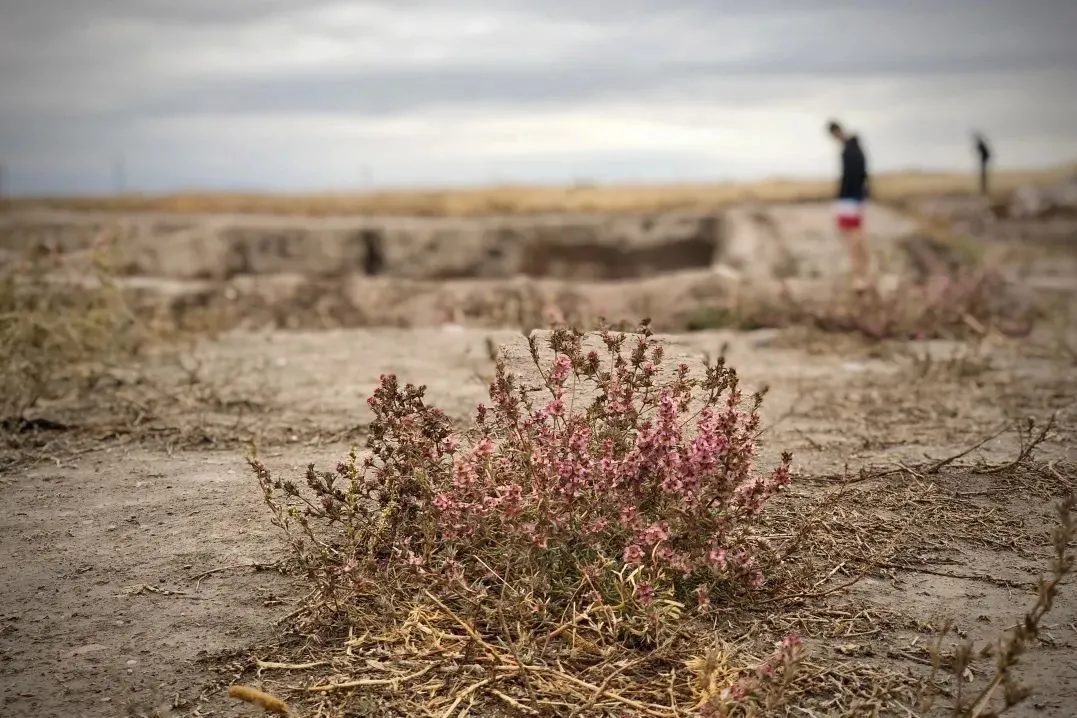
<box><xmin>695</xmin><ymin>634</ymin><xmax>806</xmax><ymax>718</ymax></box>
<box><xmin>251</xmin><ymin>320</ymin><xmax>793</xmax><ymax>620</ymax></box>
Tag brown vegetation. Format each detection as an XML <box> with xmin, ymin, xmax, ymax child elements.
<box><xmin>0</xmin><ymin>232</ymin><xmax>145</xmax><ymax>425</ymax></box>
<box><xmin>4</xmin><ymin>164</ymin><xmax>1074</xmax><ymax>217</ymax></box>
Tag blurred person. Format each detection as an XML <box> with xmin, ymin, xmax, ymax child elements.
<box><xmin>826</xmin><ymin>119</ymin><xmax>873</xmax><ymax>292</ymax></box>
<box><xmin>974</xmin><ymin>132</ymin><xmax>992</xmax><ymax>196</ymax></box>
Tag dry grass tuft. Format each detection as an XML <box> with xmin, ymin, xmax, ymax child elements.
<box><xmin>803</xmin><ymin>272</ymin><xmax>1035</xmax><ymax>341</ymax></box>
<box><xmin>0</xmin><ymin>229</ymin><xmax>145</xmax><ymax>427</ymax></box>
<box><xmin>681</xmin><ymin>270</ymin><xmax>1036</xmax><ymax>342</ymax></box>
<box><xmin>683</xmin><ymin>211</ymin><xmax>1041</xmax><ymax>341</ymax></box>
<box><xmin>0</xmin><ymin>230</ymin><xmax>283</xmax><ymax>467</ymax></box>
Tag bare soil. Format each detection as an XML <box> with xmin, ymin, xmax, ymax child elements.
<box><xmin>0</xmin><ymin>202</ymin><xmax>928</xmax><ymax>334</ymax></box>
<box><xmin>1</xmin><ymin>191</ymin><xmax>1076</xmax><ymax>717</ymax></box>
<box><xmin>2</xmin><ymin>322</ymin><xmax>1075</xmax><ymax>717</ymax></box>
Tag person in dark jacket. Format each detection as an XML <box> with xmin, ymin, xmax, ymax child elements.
<box><xmin>826</xmin><ymin>119</ymin><xmax>872</xmax><ymax>291</ymax></box>
<box><xmin>974</xmin><ymin>132</ymin><xmax>992</xmax><ymax>196</ymax></box>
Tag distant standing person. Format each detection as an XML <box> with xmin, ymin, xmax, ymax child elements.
<box><xmin>826</xmin><ymin>119</ymin><xmax>872</xmax><ymax>292</ymax></box>
<box><xmin>974</xmin><ymin>132</ymin><xmax>992</xmax><ymax>196</ymax></box>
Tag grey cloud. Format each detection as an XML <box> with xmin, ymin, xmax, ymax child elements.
<box><xmin>0</xmin><ymin>0</ymin><xmax>302</xmax><ymax>31</ymax></box>
<box><xmin>2</xmin><ymin>0</ymin><xmax>1076</xmax><ymax>193</ymax></box>
<box><xmin>120</xmin><ymin>62</ymin><xmax>795</xmax><ymax>118</ymax></box>
<box><xmin>119</xmin><ymin>53</ymin><xmax>1074</xmax><ymax>119</ymax></box>
<box><xmin>4</xmin><ymin>0</ymin><xmax>1075</xmax><ymax>120</ymax></box>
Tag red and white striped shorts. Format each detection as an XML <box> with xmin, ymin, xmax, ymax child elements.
<box><xmin>834</xmin><ymin>199</ymin><xmax>864</xmax><ymax>230</ymax></box>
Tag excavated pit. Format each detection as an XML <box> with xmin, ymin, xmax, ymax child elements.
<box><xmin>2</xmin><ymin>202</ymin><xmax>939</xmax><ymax>332</ymax></box>
<box><xmin>0</xmin><ymin>211</ymin><xmax>724</xmax><ymax>282</ymax></box>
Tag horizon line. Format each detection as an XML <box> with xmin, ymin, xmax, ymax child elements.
<box><xmin>6</xmin><ymin>160</ymin><xmax>1075</xmax><ymax>202</ymax></box>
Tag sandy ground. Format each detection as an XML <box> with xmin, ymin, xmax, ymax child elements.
<box><xmin>0</xmin><ymin>200</ymin><xmax>971</xmax><ymax>335</ymax></box>
<box><xmin>2</xmin><ymin>189</ymin><xmax>1076</xmax><ymax>717</ymax></box>
<box><xmin>5</xmin><ymin>196</ymin><xmax>1076</xmax><ymax>337</ymax></box>
<box><xmin>1</xmin><ymin>322</ymin><xmax>1075</xmax><ymax>717</ymax></box>
<box><xmin>0</xmin><ymin>201</ymin><xmax>919</xmax><ymax>282</ymax></box>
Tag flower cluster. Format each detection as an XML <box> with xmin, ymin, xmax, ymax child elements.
<box><xmin>254</xmin><ymin>322</ymin><xmax>794</xmax><ymax>613</ymax></box>
<box><xmin>367</xmin><ymin>323</ymin><xmax>792</xmax><ymax>604</ymax></box>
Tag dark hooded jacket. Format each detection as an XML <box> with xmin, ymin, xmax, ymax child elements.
<box><xmin>838</xmin><ymin>135</ymin><xmax>869</xmax><ymax>201</ymax></box>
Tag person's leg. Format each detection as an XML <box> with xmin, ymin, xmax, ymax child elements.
<box><xmin>844</xmin><ymin>227</ymin><xmax>873</xmax><ymax>290</ymax></box>
<box><xmin>980</xmin><ymin>161</ymin><xmax>988</xmax><ymax>195</ymax></box>
<box><xmin>836</xmin><ymin>201</ymin><xmax>873</xmax><ymax>290</ymax></box>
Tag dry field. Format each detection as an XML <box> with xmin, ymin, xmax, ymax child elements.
<box><xmin>3</xmin><ymin>164</ymin><xmax>1075</xmax><ymax>217</ymax></box>
<box><xmin>1</xmin><ymin>177</ymin><xmax>1076</xmax><ymax>718</ymax></box>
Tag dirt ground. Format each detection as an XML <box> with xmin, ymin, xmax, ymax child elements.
<box><xmin>1</xmin><ymin>190</ymin><xmax>1076</xmax><ymax>717</ymax></box>
<box><xmin>2</xmin><ymin>323</ymin><xmax>1075</xmax><ymax>717</ymax></box>
<box><xmin>0</xmin><ymin>198</ymin><xmax>1035</xmax><ymax>335</ymax></box>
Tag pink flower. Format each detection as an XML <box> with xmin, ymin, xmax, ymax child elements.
<box><xmin>320</xmin><ymin>326</ymin><xmax>794</xmax><ymax>604</ymax></box>
<box><xmin>584</xmin><ymin>518</ymin><xmax>609</xmax><ymax>534</ymax></box>
<box><xmin>545</xmin><ymin>398</ymin><xmax>566</xmax><ymax>416</ymax></box>
<box><xmin>707</xmin><ymin>547</ymin><xmax>728</xmax><ymax>571</ymax></box>
<box><xmin>550</xmin><ymin>354</ymin><xmax>572</xmax><ymax>384</ymax></box>
<box><xmin>637</xmin><ymin>521</ymin><xmax>670</xmax><ymax>546</ymax></box>
<box><xmin>634</xmin><ymin>582</ymin><xmax>655</xmax><ymax>606</ymax></box>
<box><xmin>779</xmin><ymin>633</ymin><xmax>803</xmax><ymax>651</ymax></box>
<box><xmin>695</xmin><ymin>584</ymin><xmax>711</xmax><ymax>610</ymax></box>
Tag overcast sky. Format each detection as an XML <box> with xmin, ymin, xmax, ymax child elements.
<box><xmin>1</xmin><ymin>0</ymin><xmax>1075</xmax><ymax>195</ymax></box>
